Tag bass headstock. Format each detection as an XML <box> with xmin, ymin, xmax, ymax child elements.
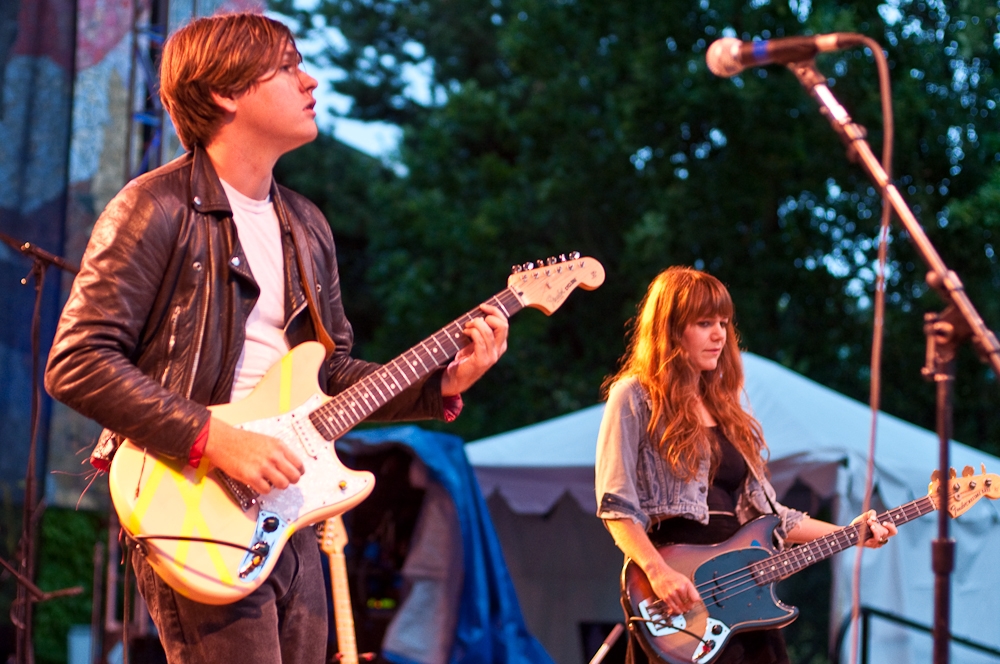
<box><xmin>928</xmin><ymin>464</ymin><xmax>1000</xmax><ymax>518</ymax></box>
<box><xmin>508</xmin><ymin>252</ymin><xmax>605</xmax><ymax>315</ymax></box>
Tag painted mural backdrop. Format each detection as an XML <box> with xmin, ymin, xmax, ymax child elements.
<box><xmin>0</xmin><ymin>0</ymin><xmax>76</xmax><ymax>509</ymax></box>
<box><xmin>2</xmin><ymin>0</ymin><xmax>264</xmax><ymax>512</ymax></box>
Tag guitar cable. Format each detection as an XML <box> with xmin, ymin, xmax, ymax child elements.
<box><xmin>121</xmin><ymin>532</ymin><xmax>134</xmax><ymax>664</ymax></box>
<box><xmin>626</xmin><ymin>615</ymin><xmax>712</xmax><ymax>648</ymax></box>
<box><xmin>130</xmin><ymin>533</ymin><xmax>258</xmax><ymax>555</ymax></box>
<box><xmin>114</xmin><ymin>530</ymin><xmax>260</xmax><ymax>664</ymax></box>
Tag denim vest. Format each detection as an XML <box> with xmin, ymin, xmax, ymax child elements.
<box><xmin>595</xmin><ymin>377</ymin><xmax>805</xmax><ymax>535</ymax></box>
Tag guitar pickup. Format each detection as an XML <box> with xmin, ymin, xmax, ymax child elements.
<box><xmin>292</xmin><ymin>414</ymin><xmax>321</xmax><ymax>458</ymax></box>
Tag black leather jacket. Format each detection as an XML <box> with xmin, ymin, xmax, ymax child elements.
<box><xmin>45</xmin><ymin>147</ymin><xmax>443</xmax><ymax>460</ymax></box>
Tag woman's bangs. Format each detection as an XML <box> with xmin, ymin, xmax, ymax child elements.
<box><xmin>687</xmin><ymin>278</ymin><xmax>733</xmax><ymax>322</ymax></box>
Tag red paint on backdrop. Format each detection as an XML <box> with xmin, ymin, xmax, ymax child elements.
<box><xmin>11</xmin><ymin>0</ymin><xmax>76</xmax><ymax>70</ymax></box>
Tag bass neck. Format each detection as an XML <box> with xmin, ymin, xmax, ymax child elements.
<box><xmin>755</xmin><ymin>496</ymin><xmax>936</xmax><ymax>584</ymax></box>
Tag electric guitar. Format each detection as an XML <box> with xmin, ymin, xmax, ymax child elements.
<box><xmin>319</xmin><ymin>515</ymin><xmax>366</xmax><ymax>664</ymax></box>
<box><xmin>109</xmin><ymin>254</ymin><xmax>605</xmax><ymax>604</ymax></box>
<box><xmin>622</xmin><ymin>467</ymin><xmax>1000</xmax><ymax>664</ymax></box>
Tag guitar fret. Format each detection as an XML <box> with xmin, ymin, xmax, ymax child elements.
<box><xmin>308</xmin><ymin>285</ymin><xmax>534</xmax><ymax>441</ymax></box>
<box><xmin>762</xmin><ymin>495</ymin><xmax>944</xmax><ymax>584</ymax></box>
<box><xmin>419</xmin><ymin>342</ymin><xmax>439</xmax><ymax>367</ymax></box>
<box><xmin>368</xmin><ymin>377</ymin><xmax>388</xmax><ymax>401</ymax></box>
<box><xmin>425</xmin><ymin>336</ymin><xmax>448</xmax><ymax>363</ymax></box>
<box><xmin>441</xmin><ymin>325</ymin><xmax>466</xmax><ymax>352</ymax></box>
<box><xmin>429</xmin><ymin>335</ymin><xmax>450</xmax><ymax>358</ymax></box>
<box><xmin>392</xmin><ymin>356</ymin><xmax>419</xmax><ymax>385</ymax></box>
<box><xmin>410</xmin><ymin>347</ymin><xmax>432</xmax><ymax>372</ymax></box>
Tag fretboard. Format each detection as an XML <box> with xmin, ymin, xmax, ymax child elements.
<box><xmin>309</xmin><ymin>288</ymin><xmax>524</xmax><ymax>440</ymax></box>
<box><xmin>752</xmin><ymin>496</ymin><xmax>936</xmax><ymax>585</ymax></box>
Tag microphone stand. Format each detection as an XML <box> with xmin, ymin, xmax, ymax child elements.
<box><xmin>0</xmin><ymin>231</ymin><xmax>82</xmax><ymax>664</ymax></box>
<box><xmin>785</xmin><ymin>60</ymin><xmax>1000</xmax><ymax>664</ymax></box>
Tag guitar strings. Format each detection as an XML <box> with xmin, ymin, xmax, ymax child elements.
<box><xmin>637</xmin><ymin>520</ymin><xmax>890</xmax><ymax>620</ymax></box>
<box><xmin>682</xmin><ymin>505</ymin><xmax>914</xmax><ymax>599</ymax></box>
<box><xmin>633</xmin><ymin>499</ymin><xmax>940</xmax><ymax>638</ymax></box>
<box><xmin>640</xmin><ymin>512</ymin><xmax>914</xmax><ymax>620</ymax></box>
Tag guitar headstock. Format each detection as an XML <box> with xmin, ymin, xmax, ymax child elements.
<box><xmin>318</xmin><ymin>515</ymin><xmax>349</xmax><ymax>556</ymax></box>
<box><xmin>928</xmin><ymin>464</ymin><xmax>1000</xmax><ymax>518</ymax></box>
<box><xmin>508</xmin><ymin>252</ymin><xmax>605</xmax><ymax>315</ymax></box>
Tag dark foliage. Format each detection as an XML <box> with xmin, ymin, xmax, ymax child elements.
<box><xmin>272</xmin><ymin>0</ymin><xmax>1000</xmax><ymax>449</ymax></box>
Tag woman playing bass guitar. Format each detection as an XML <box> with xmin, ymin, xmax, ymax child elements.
<box><xmin>595</xmin><ymin>267</ymin><xmax>897</xmax><ymax>664</ymax></box>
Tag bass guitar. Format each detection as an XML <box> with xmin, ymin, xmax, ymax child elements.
<box><xmin>622</xmin><ymin>466</ymin><xmax>1000</xmax><ymax>664</ymax></box>
<box><xmin>110</xmin><ymin>253</ymin><xmax>604</xmax><ymax>604</ymax></box>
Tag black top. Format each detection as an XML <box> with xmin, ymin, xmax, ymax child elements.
<box><xmin>649</xmin><ymin>427</ymin><xmax>749</xmax><ymax>548</ymax></box>
<box><xmin>707</xmin><ymin>426</ymin><xmax>748</xmax><ymax>514</ymax></box>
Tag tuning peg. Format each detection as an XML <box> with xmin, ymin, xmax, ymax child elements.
<box><xmin>949</xmin><ymin>468</ymin><xmax>957</xmax><ymax>479</ymax></box>
<box><xmin>558</xmin><ymin>253</ymin><xmax>567</xmax><ymax>262</ymax></box>
<box><xmin>535</xmin><ymin>259</ymin><xmax>546</xmax><ymax>269</ymax></box>
<box><xmin>523</xmin><ymin>261</ymin><xmax>535</xmax><ymax>271</ymax></box>
<box><xmin>962</xmin><ymin>466</ymin><xmax>975</xmax><ymax>477</ymax></box>
<box><xmin>931</xmin><ymin>469</ymin><xmax>940</xmax><ymax>483</ymax></box>
<box><xmin>510</xmin><ymin>264</ymin><xmax>523</xmax><ymax>274</ymax></box>
<box><xmin>546</xmin><ymin>256</ymin><xmax>558</xmax><ymax>266</ymax></box>
<box><xmin>569</xmin><ymin>251</ymin><xmax>581</xmax><ymax>259</ymax></box>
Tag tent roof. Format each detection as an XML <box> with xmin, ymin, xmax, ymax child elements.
<box><xmin>466</xmin><ymin>353</ymin><xmax>1000</xmax><ymax>661</ymax></box>
<box><xmin>466</xmin><ymin>352</ymin><xmax>1000</xmax><ymax>516</ymax></box>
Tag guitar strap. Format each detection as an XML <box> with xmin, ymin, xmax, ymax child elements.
<box><xmin>746</xmin><ymin>462</ymin><xmax>782</xmax><ymax>517</ymax></box>
<box><xmin>273</xmin><ymin>183</ymin><xmax>337</xmax><ymax>359</ymax></box>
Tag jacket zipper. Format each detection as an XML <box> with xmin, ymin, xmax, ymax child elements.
<box><xmin>184</xmin><ymin>237</ymin><xmax>211</xmax><ymax>399</ymax></box>
<box><xmin>160</xmin><ymin>305</ymin><xmax>182</xmax><ymax>386</ymax></box>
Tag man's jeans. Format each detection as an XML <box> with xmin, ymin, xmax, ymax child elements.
<box><xmin>133</xmin><ymin>528</ymin><xmax>328</xmax><ymax>663</ymax></box>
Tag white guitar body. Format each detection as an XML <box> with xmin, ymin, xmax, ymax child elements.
<box><xmin>110</xmin><ymin>342</ymin><xmax>374</xmax><ymax>605</ymax></box>
<box><xmin>109</xmin><ymin>254</ymin><xmax>606</xmax><ymax>605</ymax></box>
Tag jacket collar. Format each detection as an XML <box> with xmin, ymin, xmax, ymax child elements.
<box><xmin>189</xmin><ymin>145</ymin><xmax>233</xmax><ymax>216</ymax></box>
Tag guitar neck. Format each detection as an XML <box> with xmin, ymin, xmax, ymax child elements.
<box><xmin>755</xmin><ymin>496</ymin><xmax>936</xmax><ymax>584</ymax></box>
<box><xmin>309</xmin><ymin>288</ymin><xmax>523</xmax><ymax>441</ymax></box>
<box><xmin>329</xmin><ymin>549</ymin><xmax>359</xmax><ymax>664</ymax></box>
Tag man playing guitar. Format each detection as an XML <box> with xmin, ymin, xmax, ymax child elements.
<box><xmin>45</xmin><ymin>12</ymin><xmax>507</xmax><ymax>663</ymax></box>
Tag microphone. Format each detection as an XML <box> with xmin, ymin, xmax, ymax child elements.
<box><xmin>706</xmin><ymin>34</ymin><xmax>865</xmax><ymax>77</ymax></box>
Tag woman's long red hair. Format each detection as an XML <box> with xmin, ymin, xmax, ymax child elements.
<box><xmin>604</xmin><ymin>267</ymin><xmax>767</xmax><ymax>480</ymax></box>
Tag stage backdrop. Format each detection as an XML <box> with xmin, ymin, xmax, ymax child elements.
<box><xmin>16</xmin><ymin>0</ymin><xmax>264</xmax><ymax>512</ymax></box>
<box><xmin>0</xmin><ymin>0</ymin><xmax>76</xmax><ymax>507</ymax></box>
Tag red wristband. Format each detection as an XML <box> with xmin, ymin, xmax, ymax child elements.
<box><xmin>443</xmin><ymin>395</ymin><xmax>464</xmax><ymax>423</ymax></box>
<box><xmin>188</xmin><ymin>420</ymin><xmax>210</xmax><ymax>468</ymax></box>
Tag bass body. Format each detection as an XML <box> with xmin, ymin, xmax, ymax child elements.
<box><xmin>622</xmin><ymin>515</ymin><xmax>794</xmax><ymax>664</ymax></box>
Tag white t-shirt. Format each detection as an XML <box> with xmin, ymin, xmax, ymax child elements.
<box><xmin>221</xmin><ymin>179</ymin><xmax>290</xmax><ymax>401</ymax></box>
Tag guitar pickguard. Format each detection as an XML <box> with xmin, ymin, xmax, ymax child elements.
<box><xmin>693</xmin><ymin>547</ymin><xmax>792</xmax><ymax>629</ymax></box>
<box><xmin>238</xmin><ymin>394</ymin><xmax>372</xmax><ymax>524</ymax></box>
<box><xmin>637</xmin><ymin>599</ymin><xmax>729</xmax><ymax>663</ymax></box>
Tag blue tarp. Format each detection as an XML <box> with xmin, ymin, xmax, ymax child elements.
<box><xmin>341</xmin><ymin>425</ymin><xmax>554</xmax><ymax>664</ymax></box>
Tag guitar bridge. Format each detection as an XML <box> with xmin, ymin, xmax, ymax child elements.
<box><xmin>638</xmin><ymin>599</ymin><xmax>687</xmax><ymax>636</ymax></box>
<box><xmin>217</xmin><ymin>470</ymin><xmax>258</xmax><ymax>512</ymax></box>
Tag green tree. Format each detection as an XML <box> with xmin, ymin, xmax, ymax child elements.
<box><xmin>273</xmin><ymin>0</ymin><xmax>1000</xmax><ymax>450</ymax></box>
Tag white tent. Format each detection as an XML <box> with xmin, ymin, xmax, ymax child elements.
<box><xmin>466</xmin><ymin>352</ymin><xmax>1000</xmax><ymax>664</ymax></box>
